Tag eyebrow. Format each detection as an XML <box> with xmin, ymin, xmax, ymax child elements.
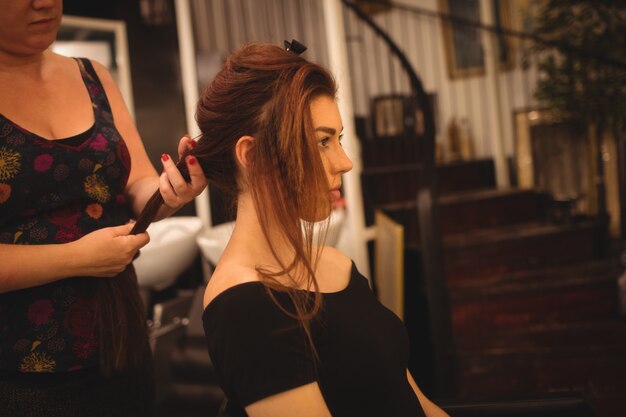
<box><xmin>314</xmin><ymin>126</ymin><xmax>344</xmax><ymax>135</ymax></box>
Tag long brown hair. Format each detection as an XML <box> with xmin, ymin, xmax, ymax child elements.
<box><xmin>133</xmin><ymin>43</ymin><xmax>338</xmax><ymax>354</ymax></box>
<box><xmin>96</xmin><ymin>266</ymin><xmax>148</xmax><ymax>375</ymax></box>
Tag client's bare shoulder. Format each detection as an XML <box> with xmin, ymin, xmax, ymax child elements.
<box><xmin>315</xmin><ymin>246</ymin><xmax>353</xmax><ymax>293</ymax></box>
<box><xmin>202</xmin><ymin>258</ymin><xmax>260</xmax><ymax>309</ymax></box>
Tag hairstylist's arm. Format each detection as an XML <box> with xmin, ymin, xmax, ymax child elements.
<box><xmin>245</xmin><ymin>382</ymin><xmax>332</xmax><ymax>417</ymax></box>
<box><xmin>91</xmin><ymin>61</ymin><xmax>207</xmax><ymax>220</ymax></box>
<box><xmin>0</xmin><ymin>223</ymin><xmax>149</xmax><ymax>293</ymax></box>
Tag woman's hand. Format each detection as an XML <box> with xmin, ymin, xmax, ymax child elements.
<box><xmin>91</xmin><ymin>61</ymin><xmax>207</xmax><ymax>218</ymax></box>
<box><xmin>0</xmin><ymin>223</ymin><xmax>150</xmax><ymax>293</ymax></box>
<box><xmin>159</xmin><ymin>135</ymin><xmax>207</xmax><ymax>210</ymax></box>
<box><xmin>69</xmin><ymin>223</ymin><xmax>150</xmax><ymax>278</ymax></box>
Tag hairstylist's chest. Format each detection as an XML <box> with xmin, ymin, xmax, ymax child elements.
<box><xmin>0</xmin><ymin>63</ymin><xmax>94</xmax><ymax>140</ymax></box>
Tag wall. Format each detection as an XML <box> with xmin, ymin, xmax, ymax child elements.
<box><xmin>190</xmin><ymin>0</ymin><xmax>542</xmax><ymax>166</ymax></box>
<box><xmin>64</xmin><ymin>0</ymin><xmax>544</xmax><ymax>191</ymax></box>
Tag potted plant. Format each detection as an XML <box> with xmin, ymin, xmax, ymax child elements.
<box><xmin>530</xmin><ymin>0</ymin><xmax>626</xmax><ymax>226</ymax></box>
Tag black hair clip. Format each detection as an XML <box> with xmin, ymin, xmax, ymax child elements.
<box><xmin>284</xmin><ymin>39</ymin><xmax>307</xmax><ymax>55</ymax></box>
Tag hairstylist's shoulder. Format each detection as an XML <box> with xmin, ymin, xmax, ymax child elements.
<box><xmin>48</xmin><ymin>51</ymin><xmax>77</xmax><ymax>70</ymax></box>
<box><xmin>89</xmin><ymin>59</ymin><xmax>116</xmax><ymax>89</ymax></box>
<box><xmin>89</xmin><ymin>59</ymin><xmax>134</xmax><ymax>118</ymax></box>
<box><xmin>45</xmin><ymin>52</ymin><xmax>83</xmax><ymax>87</ymax></box>
<box><xmin>89</xmin><ymin>59</ymin><xmax>151</xmax><ymax>178</ymax></box>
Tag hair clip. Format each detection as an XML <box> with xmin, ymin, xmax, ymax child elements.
<box><xmin>284</xmin><ymin>39</ymin><xmax>307</xmax><ymax>55</ymax></box>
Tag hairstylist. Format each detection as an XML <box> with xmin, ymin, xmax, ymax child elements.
<box><xmin>0</xmin><ymin>1</ymin><xmax>207</xmax><ymax>416</ymax></box>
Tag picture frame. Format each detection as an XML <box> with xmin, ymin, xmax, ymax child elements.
<box><xmin>514</xmin><ymin>0</ymin><xmax>548</xmax><ymax>34</ymax></box>
<box><xmin>513</xmin><ymin>109</ymin><xmax>591</xmax><ymax>211</ymax></box>
<box><xmin>439</xmin><ymin>0</ymin><xmax>515</xmax><ymax>79</ymax></box>
<box><xmin>372</xmin><ymin>94</ymin><xmax>437</xmax><ymax>139</ymax></box>
<box><xmin>439</xmin><ymin>0</ymin><xmax>485</xmax><ymax>79</ymax></box>
<box><xmin>492</xmin><ymin>0</ymin><xmax>515</xmax><ymax>71</ymax></box>
<box><xmin>374</xmin><ymin>210</ymin><xmax>404</xmax><ymax>321</ymax></box>
<box><xmin>514</xmin><ymin>107</ymin><xmax>622</xmax><ymax>235</ymax></box>
<box><xmin>373</xmin><ymin>95</ymin><xmax>405</xmax><ymax>138</ymax></box>
<box><xmin>511</xmin><ymin>0</ymin><xmax>547</xmax><ymax>59</ymax></box>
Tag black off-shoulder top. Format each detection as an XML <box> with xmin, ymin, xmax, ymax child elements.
<box><xmin>202</xmin><ymin>263</ymin><xmax>427</xmax><ymax>417</ymax></box>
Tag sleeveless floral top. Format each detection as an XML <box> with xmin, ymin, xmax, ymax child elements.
<box><xmin>0</xmin><ymin>58</ymin><xmax>133</xmax><ymax>373</ymax></box>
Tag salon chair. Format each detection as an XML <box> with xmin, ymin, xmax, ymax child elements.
<box><xmin>216</xmin><ymin>395</ymin><xmax>597</xmax><ymax>417</ymax></box>
<box><xmin>149</xmin><ymin>290</ymin><xmax>196</xmax><ymax>404</ymax></box>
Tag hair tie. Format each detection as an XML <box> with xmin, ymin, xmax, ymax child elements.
<box><xmin>284</xmin><ymin>39</ymin><xmax>307</xmax><ymax>55</ymax></box>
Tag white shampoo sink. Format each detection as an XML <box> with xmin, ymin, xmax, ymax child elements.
<box><xmin>197</xmin><ymin>209</ymin><xmax>346</xmax><ymax>266</ymax></box>
<box><xmin>134</xmin><ymin>216</ymin><xmax>203</xmax><ymax>290</ymax></box>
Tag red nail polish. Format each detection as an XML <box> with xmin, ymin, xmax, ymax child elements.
<box><xmin>161</xmin><ymin>153</ymin><xmax>169</xmax><ymax>161</ymax></box>
<box><xmin>188</xmin><ymin>156</ymin><xmax>196</xmax><ymax>165</ymax></box>
<box><xmin>188</xmin><ymin>140</ymin><xmax>196</xmax><ymax>148</ymax></box>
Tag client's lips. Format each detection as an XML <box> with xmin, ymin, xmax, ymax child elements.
<box><xmin>330</xmin><ymin>188</ymin><xmax>341</xmax><ymax>200</ymax></box>
<box><xmin>31</xmin><ymin>17</ymin><xmax>55</xmax><ymax>26</ymax></box>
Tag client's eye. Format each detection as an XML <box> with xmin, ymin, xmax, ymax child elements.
<box><xmin>318</xmin><ymin>137</ymin><xmax>330</xmax><ymax>148</ymax></box>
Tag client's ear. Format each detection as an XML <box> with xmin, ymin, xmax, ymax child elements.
<box><xmin>235</xmin><ymin>135</ymin><xmax>255</xmax><ymax>170</ymax></box>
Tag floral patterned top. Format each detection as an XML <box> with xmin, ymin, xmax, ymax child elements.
<box><xmin>0</xmin><ymin>58</ymin><xmax>133</xmax><ymax>373</ymax></box>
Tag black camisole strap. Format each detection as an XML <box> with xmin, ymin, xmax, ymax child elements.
<box><xmin>73</xmin><ymin>57</ymin><xmax>114</xmax><ymax>116</ymax></box>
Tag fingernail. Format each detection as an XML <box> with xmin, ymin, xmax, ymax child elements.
<box><xmin>188</xmin><ymin>139</ymin><xmax>196</xmax><ymax>148</ymax></box>
<box><xmin>161</xmin><ymin>153</ymin><xmax>169</xmax><ymax>161</ymax></box>
<box><xmin>188</xmin><ymin>156</ymin><xmax>196</xmax><ymax>165</ymax></box>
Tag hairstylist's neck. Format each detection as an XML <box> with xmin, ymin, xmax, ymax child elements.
<box><xmin>0</xmin><ymin>49</ymin><xmax>49</xmax><ymax>78</ymax></box>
